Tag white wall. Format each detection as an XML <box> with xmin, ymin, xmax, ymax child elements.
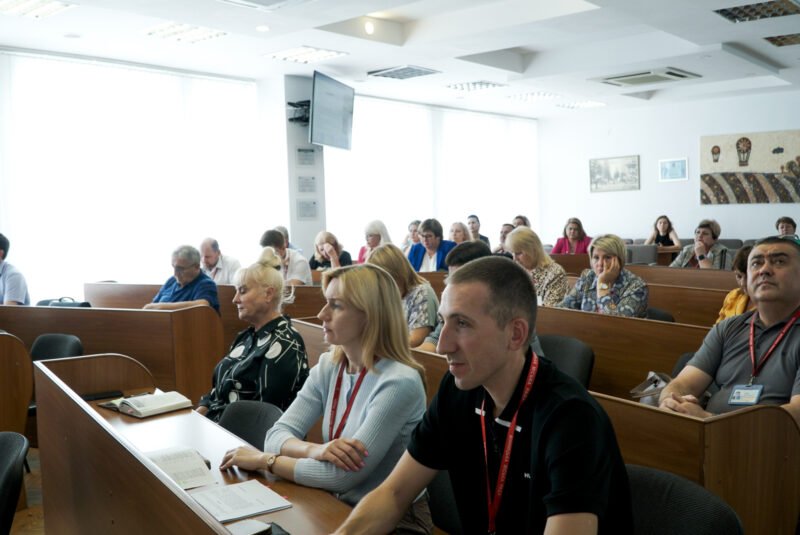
<box><xmin>537</xmin><ymin>90</ymin><xmax>800</xmax><ymax>245</ymax></box>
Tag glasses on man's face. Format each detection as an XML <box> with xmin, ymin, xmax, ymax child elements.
<box><xmin>420</xmin><ymin>233</ymin><xmax>436</xmax><ymax>241</ymax></box>
<box><xmin>173</xmin><ymin>263</ymin><xmax>198</xmax><ymax>273</ymax></box>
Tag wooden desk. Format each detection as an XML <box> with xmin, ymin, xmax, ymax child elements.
<box><xmin>84</xmin><ymin>282</ymin><xmax>246</xmax><ymax>350</ymax></box>
<box><xmin>549</xmin><ymin>254</ymin><xmax>590</xmax><ymax>275</ymax></box>
<box><xmin>626</xmin><ymin>264</ymin><xmax>737</xmax><ymax>290</ymax></box>
<box><xmin>34</xmin><ymin>355</ymin><xmax>351</xmax><ymax>534</ymax></box>
<box><xmin>656</xmin><ymin>245</ymin><xmax>681</xmax><ymax>266</ymax></box>
<box><xmin>0</xmin><ymin>305</ymin><xmax>223</xmax><ymax>402</ymax></box>
<box><xmin>284</xmin><ymin>286</ymin><xmax>325</xmax><ymax>320</ymax></box>
<box><xmin>595</xmin><ymin>394</ymin><xmax>800</xmax><ymax>535</ymax></box>
<box><xmin>419</xmin><ymin>272</ymin><xmax>446</xmax><ymax>299</ymax></box>
<box><xmin>535</xmin><ymin>307</ymin><xmax>709</xmax><ymax>398</ymax></box>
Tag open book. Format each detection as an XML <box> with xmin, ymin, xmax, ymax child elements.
<box><xmin>99</xmin><ymin>391</ymin><xmax>192</xmax><ymax>418</ymax></box>
<box><xmin>191</xmin><ymin>480</ymin><xmax>292</xmax><ymax>523</ymax></box>
<box><xmin>146</xmin><ymin>446</ymin><xmax>215</xmax><ymax>490</ymax></box>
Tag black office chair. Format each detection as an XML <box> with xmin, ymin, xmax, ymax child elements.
<box><xmin>36</xmin><ymin>297</ymin><xmax>90</xmax><ymax>307</ymax></box>
<box><xmin>428</xmin><ymin>470</ymin><xmax>462</xmax><ymax>535</ymax></box>
<box><xmin>30</xmin><ymin>333</ymin><xmax>84</xmax><ymax>362</ymax></box>
<box><xmin>218</xmin><ymin>401</ymin><xmax>283</xmax><ymax>449</ymax></box>
<box><xmin>0</xmin><ymin>432</ymin><xmax>29</xmax><ymax>535</ymax></box>
<box><xmin>627</xmin><ymin>464</ymin><xmax>743</xmax><ymax>535</ymax></box>
<box><xmin>671</xmin><ymin>352</ymin><xmax>695</xmax><ymax>378</ymax></box>
<box><xmin>538</xmin><ymin>334</ymin><xmax>594</xmax><ymax>388</ymax></box>
<box><xmin>646</xmin><ymin>307</ymin><xmax>675</xmax><ymax>322</ymax></box>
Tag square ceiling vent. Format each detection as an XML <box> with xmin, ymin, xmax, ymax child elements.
<box><xmin>766</xmin><ymin>33</ymin><xmax>800</xmax><ymax>46</ymax></box>
<box><xmin>368</xmin><ymin>66</ymin><xmax>440</xmax><ymax>80</ymax></box>
<box><xmin>596</xmin><ymin>67</ymin><xmax>700</xmax><ymax>87</ymax></box>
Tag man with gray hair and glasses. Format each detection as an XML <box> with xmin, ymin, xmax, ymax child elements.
<box><xmin>145</xmin><ymin>245</ymin><xmax>219</xmax><ymax>313</ymax></box>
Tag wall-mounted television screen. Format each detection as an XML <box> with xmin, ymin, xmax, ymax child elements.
<box><xmin>309</xmin><ymin>71</ymin><xmax>354</xmax><ymax>150</ymax></box>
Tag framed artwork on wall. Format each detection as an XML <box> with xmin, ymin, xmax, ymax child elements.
<box><xmin>589</xmin><ymin>155</ymin><xmax>640</xmax><ymax>192</ymax></box>
<box><xmin>658</xmin><ymin>158</ymin><xmax>688</xmax><ymax>182</ymax></box>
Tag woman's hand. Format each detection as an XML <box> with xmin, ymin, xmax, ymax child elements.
<box><xmin>195</xmin><ymin>405</ymin><xmax>209</xmax><ymax>416</ymax></box>
<box><xmin>597</xmin><ymin>256</ymin><xmax>621</xmax><ymax>285</ymax></box>
<box><xmin>220</xmin><ymin>446</ymin><xmax>269</xmax><ymax>471</ymax></box>
<box><xmin>324</xmin><ymin>243</ymin><xmax>341</xmax><ymax>267</ymax></box>
<box><xmin>308</xmin><ymin>438</ymin><xmax>368</xmax><ymax>472</ymax></box>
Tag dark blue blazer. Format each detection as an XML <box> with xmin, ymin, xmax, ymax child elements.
<box><xmin>408</xmin><ymin>240</ymin><xmax>457</xmax><ymax>272</ymax></box>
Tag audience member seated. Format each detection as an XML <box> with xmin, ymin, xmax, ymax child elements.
<box><xmin>513</xmin><ymin>214</ymin><xmax>531</xmax><ymax>227</ymax></box>
<box><xmin>309</xmin><ymin>231</ymin><xmax>352</xmax><ymax>271</ymax></box>
<box><xmin>644</xmin><ymin>215</ymin><xmax>680</xmax><ymax>247</ymax></box>
<box><xmin>417</xmin><ymin>241</ymin><xmax>548</xmax><ymax>359</ymax></box>
<box><xmin>368</xmin><ymin>244</ymin><xmax>439</xmax><ymax>347</ymax></box>
<box><xmin>558</xmin><ymin>234</ymin><xmax>648</xmax><ymax>317</ymax></box>
<box><xmin>200</xmin><ymin>237</ymin><xmax>241</xmax><ymax>285</ymax></box>
<box><xmin>408</xmin><ymin>218</ymin><xmax>457</xmax><ymax>272</ymax></box>
<box><xmin>275</xmin><ymin>225</ymin><xmax>302</xmax><ymax>254</ymax></box>
<box><xmin>260</xmin><ymin>230</ymin><xmax>312</xmax><ymax>285</ymax></box>
<box><xmin>145</xmin><ymin>245</ymin><xmax>219</xmax><ymax>313</ymax></box>
<box><xmin>670</xmin><ymin>219</ymin><xmax>733</xmax><ymax>270</ymax></box>
<box><xmin>332</xmin><ymin>257</ymin><xmax>633</xmax><ymax>535</ymax></box>
<box><xmin>660</xmin><ymin>236</ymin><xmax>800</xmax><ymax>423</ymax></box>
<box><xmin>221</xmin><ymin>264</ymin><xmax>430</xmax><ymax>530</ymax></box>
<box><xmin>716</xmin><ymin>245</ymin><xmax>754</xmax><ymax>324</ymax></box>
<box><xmin>449</xmin><ymin>221</ymin><xmax>473</xmax><ymax>244</ymax></box>
<box><xmin>506</xmin><ymin>227</ymin><xmax>568</xmax><ymax>306</ymax></box>
<box><xmin>0</xmin><ymin>233</ymin><xmax>30</xmax><ymax>305</ymax></box>
<box><xmin>467</xmin><ymin>214</ymin><xmax>490</xmax><ymax>247</ymax></box>
<box><xmin>358</xmin><ymin>220</ymin><xmax>392</xmax><ymax>264</ymax></box>
<box><xmin>492</xmin><ymin>223</ymin><xmax>515</xmax><ymax>255</ymax></box>
<box><xmin>551</xmin><ymin>217</ymin><xmax>592</xmax><ymax>255</ymax></box>
<box><xmin>401</xmin><ymin>219</ymin><xmax>421</xmax><ymax>257</ymax></box>
<box><xmin>776</xmin><ymin>216</ymin><xmax>797</xmax><ymax>237</ymax></box>
<box><xmin>197</xmin><ymin>248</ymin><xmax>309</xmax><ymax>421</ymax></box>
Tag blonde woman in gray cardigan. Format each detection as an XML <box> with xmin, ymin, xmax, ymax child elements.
<box><xmin>221</xmin><ymin>264</ymin><xmax>431</xmax><ymax>531</ymax></box>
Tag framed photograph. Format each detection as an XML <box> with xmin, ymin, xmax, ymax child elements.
<box><xmin>589</xmin><ymin>155</ymin><xmax>640</xmax><ymax>192</ymax></box>
<box><xmin>658</xmin><ymin>158</ymin><xmax>688</xmax><ymax>182</ymax></box>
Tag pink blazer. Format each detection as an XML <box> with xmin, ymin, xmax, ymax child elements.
<box><xmin>551</xmin><ymin>236</ymin><xmax>592</xmax><ymax>255</ymax></box>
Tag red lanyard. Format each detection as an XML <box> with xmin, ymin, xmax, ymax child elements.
<box><xmin>329</xmin><ymin>360</ymin><xmax>368</xmax><ymax>440</ymax></box>
<box><xmin>748</xmin><ymin>309</ymin><xmax>800</xmax><ymax>385</ymax></box>
<box><xmin>480</xmin><ymin>354</ymin><xmax>539</xmax><ymax>534</ymax></box>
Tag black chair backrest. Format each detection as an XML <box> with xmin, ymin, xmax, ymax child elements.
<box><xmin>646</xmin><ymin>307</ymin><xmax>675</xmax><ymax>322</ymax></box>
<box><xmin>427</xmin><ymin>470</ymin><xmax>463</xmax><ymax>535</ymax></box>
<box><xmin>538</xmin><ymin>334</ymin><xmax>594</xmax><ymax>388</ymax></box>
<box><xmin>36</xmin><ymin>297</ymin><xmax>91</xmax><ymax>307</ymax></box>
<box><xmin>627</xmin><ymin>464</ymin><xmax>743</xmax><ymax>535</ymax></box>
<box><xmin>0</xmin><ymin>432</ymin><xmax>29</xmax><ymax>534</ymax></box>
<box><xmin>671</xmin><ymin>352</ymin><xmax>695</xmax><ymax>378</ymax></box>
<box><xmin>30</xmin><ymin>333</ymin><xmax>84</xmax><ymax>362</ymax></box>
<box><xmin>218</xmin><ymin>401</ymin><xmax>283</xmax><ymax>450</ymax></box>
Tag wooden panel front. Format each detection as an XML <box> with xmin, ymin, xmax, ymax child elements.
<box><xmin>647</xmin><ymin>283</ymin><xmax>726</xmax><ymax>326</ymax></box>
<box><xmin>0</xmin><ymin>333</ymin><xmax>33</xmax><ymax>435</ymax></box>
<box><xmin>626</xmin><ymin>264</ymin><xmax>737</xmax><ymax>290</ymax></box>
<box><xmin>550</xmin><ymin>254</ymin><xmax>590</xmax><ymax>275</ymax></box>
<box><xmin>536</xmin><ymin>307</ymin><xmax>709</xmax><ymax>398</ymax></box>
<box><xmin>285</xmin><ymin>286</ymin><xmax>326</xmax><ymax>320</ymax></box>
<box><xmin>0</xmin><ymin>305</ymin><xmax>223</xmax><ymax>402</ymax></box>
<box><xmin>35</xmin><ymin>357</ymin><xmax>351</xmax><ymax>534</ymax></box>
<box><xmin>419</xmin><ymin>272</ymin><xmax>446</xmax><ymax>299</ymax></box>
<box><xmin>293</xmin><ymin>318</ymin><xmax>328</xmax><ymax>368</ymax></box>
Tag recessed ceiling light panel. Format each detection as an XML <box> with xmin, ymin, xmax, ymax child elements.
<box><xmin>146</xmin><ymin>22</ymin><xmax>227</xmax><ymax>44</ymax></box>
<box><xmin>556</xmin><ymin>100</ymin><xmax>606</xmax><ymax>110</ymax></box>
<box><xmin>714</xmin><ymin>0</ymin><xmax>800</xmax><ymax>23</ymax></box>
<box><xmin>367</xmin><ymin>66</ymin><xmax>440</xmax><ymax>80</ymax></box>
<box><xmin>508</xmin><ymin>91</ymin><xmax>561</xmax><ymax>101</ymax></box>
<box><xmin>268</xmin><ymin>46</ymin><xmax>347</xmax><ymax>64</ymax></box>
<box><xmin>0</xmin><ymin>0</ymin><xmax>74</xmax><ymax>18</ymax></box>
<box><xmin>765</xmin><ymin>32</ymin><xmax>800</xmax><ymax>46</ymax></box>
<box><xmin>447</xmin><ymin>80</ymin><xmax>507</xmax><ymax>92</ymax></box>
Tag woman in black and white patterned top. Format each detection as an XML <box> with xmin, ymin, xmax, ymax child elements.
<box><xmin>197</xmin><ymin>247</ymin><xmax>309</xmax><ymax>422</ymax></box>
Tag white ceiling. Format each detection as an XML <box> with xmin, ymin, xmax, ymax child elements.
<box><xmin>1</xmin><ymin>0</ymin><xmax>798</xmax><ymax>117</ymax></box>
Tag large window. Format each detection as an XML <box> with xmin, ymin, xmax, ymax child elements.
<box><xmin>0</xmin><ymin>53</ymin><xmax>269</xmax><ymax>301</ymax></box>
<box><xmin>324</xmin><ymin>96</ymin><xmax>538</xmax><ymax>254</ymax></box>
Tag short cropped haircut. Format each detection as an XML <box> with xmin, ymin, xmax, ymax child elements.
<box><xmin>172</xmin><ymin>245</ymin><xmax>201</xmax><ymax>265</ymax></box>
<box><xmin>467</xmin><ymin>215</ymin><xmax>480</xmax><ymax>223</ymax></box>
<box><xmin>589</xmin><ymin>234</ymin><xmax>627</xmax><ymax>268</ymax></box>
<box><xmin>419</xmin><ymin>218</ymin><xmax>444</xmax><ymax>240</ymax></box>
<box><xmin>696</xmin><ymin>219</ymin><xmax>721</xmax><ymax>240</ymax></box>
<box><xmin>260</xmin><ymin>229</ymin><xmax>286</xmax><ymax>249</ymax></box>
<box><xmin>0</xmin><ymin>233</ymin><xmax>9</xmax><ymax>259</ymax></box>
<box><xmin>562</xmin><ymin>217</ymin><xmax>586</xmax><ymax>240</ymax></box>
<box><xmin>447</xmin><ymin>256</ymin><xmax>537</xmax><ymax>341</ymax></box>
<box><xmin>776</xmin><ymin>216</ymin><xmax>797</xmax><ymax>231</ymax></box>
<box><xmin>445</xmin><ymin>241</ymin><xmax>491</xmax><ymax>267</ymax></box>
<box><xmin>753</xmin><ymin>236</ymin><xmax>800</xmax><ymax>257</ymax></box>
<box><xmin>202</xmin><ymin>238</ymin><xmax>220</xmax><ymax>253</ymax></box>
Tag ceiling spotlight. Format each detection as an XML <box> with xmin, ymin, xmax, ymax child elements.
<box><xmin>364</xmin><ymin>21</ymin><xmax>375</xmax><ymax>35</ymax></box>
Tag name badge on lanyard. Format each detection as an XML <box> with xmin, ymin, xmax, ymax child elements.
<box><xmin>729</xmin><ymin>384</ymin><xmax>764</xmax><ymax>405</ymax></box>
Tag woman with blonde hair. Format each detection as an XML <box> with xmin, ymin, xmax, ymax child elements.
<box><xmin>367</xmin><ymin>244</ymin><xmax>439</xmax><ymax>347</ymax></box>
<box><xmin>505</xmin><ymin>227</ymin><xmax>568</xmax><ymax>306</ymax></box>
<box><xmin>448</xmin><ymin>221</ymin><xmax>473</xmax><ymax>245</ymax></box>
<box><xmin>358</xmin><ymin>220</ymin><xmax>392</xmax><ymax>264</ymax></box>
<box><xmin>310</xmin><ymin>231</ymin><xmax>352</xmax><ymax>270</ymax></box>
<box><xmin>558</xmin><ymin>234</ymin><xmax>648</xmax><ymax>317</ymax></box>
<box><xmin>197</xmin><ymin>247</ymin><xmax>309</xmax><ymax>421</ymax></box>
<box><xmin>221</xmin><ymin>264</ymin><xmax>431</xmax><ymax>532</ymax></box>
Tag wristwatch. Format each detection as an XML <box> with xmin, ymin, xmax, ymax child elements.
<box><xmin>598</xmin><ymin>282</ymin><xmax>610</xmax><ymax>291</ymax></box>
<box><xmin>265</xmin><ymin>454</ymin><xmax>280</xmax><ymax>473</ymax></box>
<box><xmin>697</xmin><ymin>254</ymin><xmax>706</xmax><ymax>261</ymax></box>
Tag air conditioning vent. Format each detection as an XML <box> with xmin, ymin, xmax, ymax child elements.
<box><xmin>368</xmin><ymin>65</ymin><xmax>440</xmax><ymax>80</ymax></box>
<box><xmin>597</xmin><ymin>67</ymin><xmax>700</xmax><ymax>87</ymax></box>
<box><xmin>216</xmin><ymin>0</ymin><xmax>310</xmax><ymax>11</ymax></box>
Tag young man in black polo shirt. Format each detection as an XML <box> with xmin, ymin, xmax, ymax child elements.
<box><xmin>334</xmin><ymin>256</ymin><xmax>632</xmax><ymax>535</ymax></box>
